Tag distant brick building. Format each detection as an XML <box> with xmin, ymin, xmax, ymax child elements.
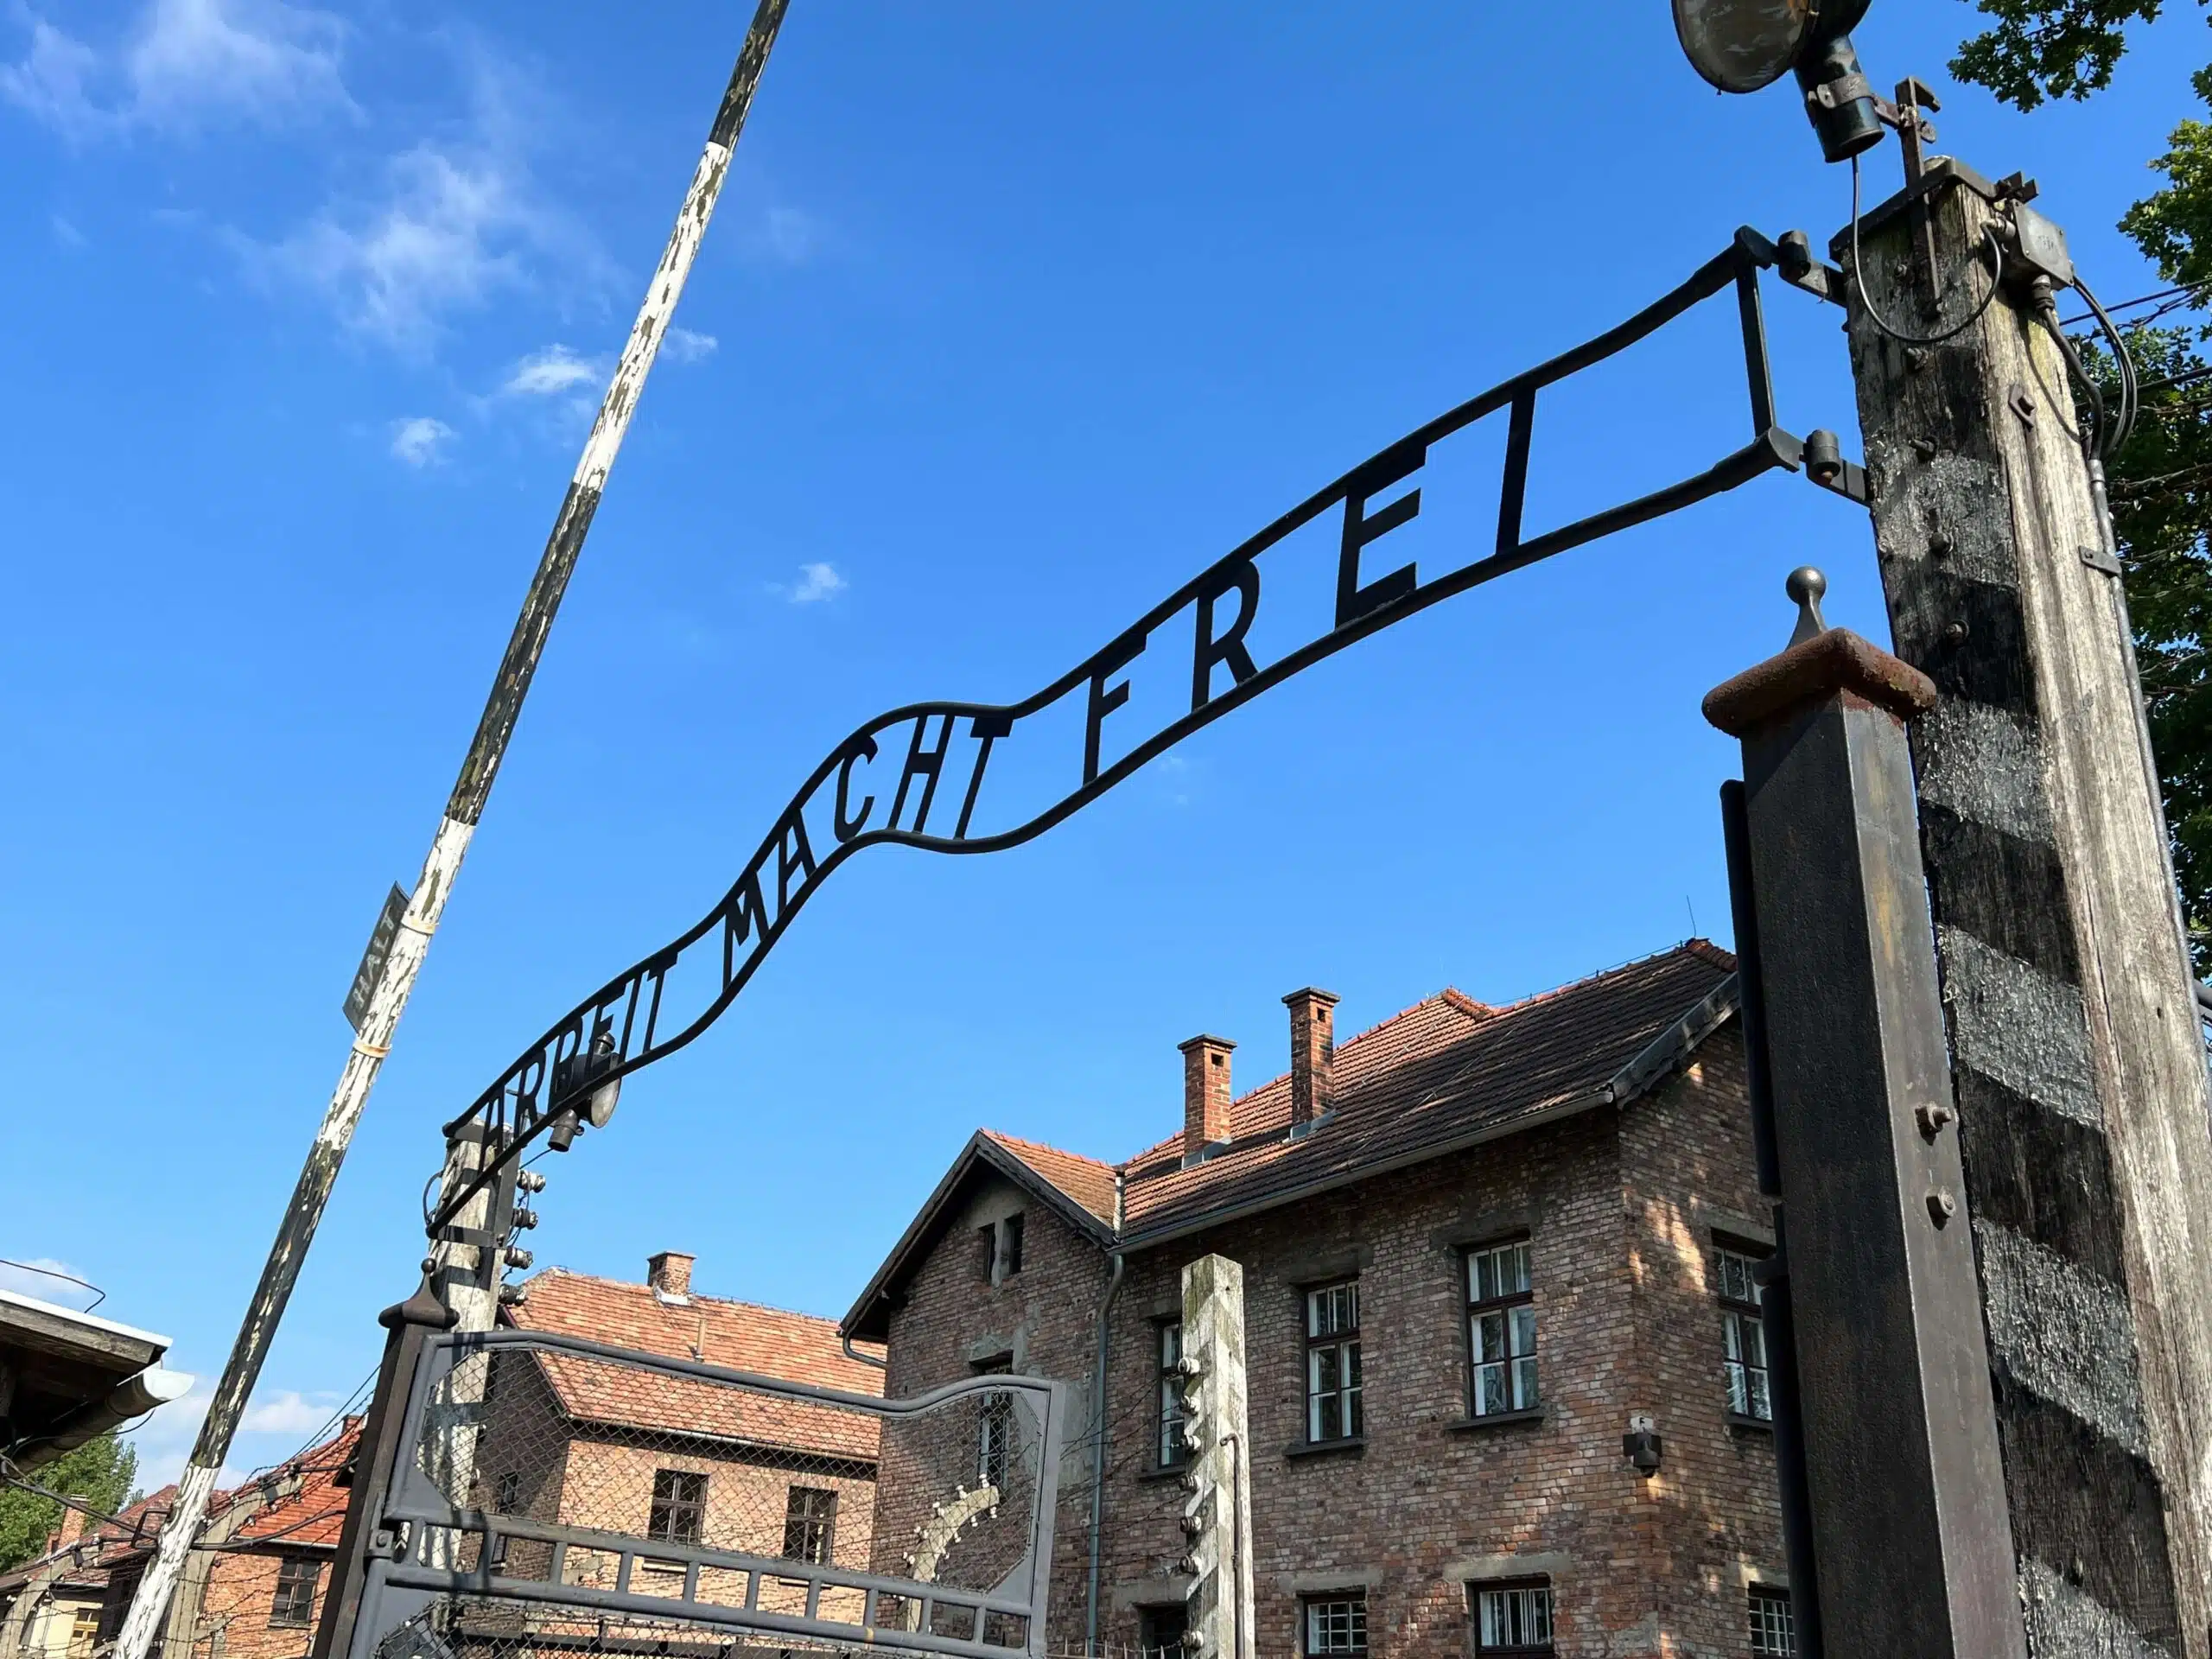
<box><xmin>481</xmin><ymin>1255</ymin><xmax>886</xmax><ymax>1616</ymax></box>
<box><xmin>0</xmin><ymin>1425</ymin><xmax>358</xmax><ymax>1659</ymax></box>
<box><xmin>842</xmin><ymin>944</ymin><xmax>1791</xmax><ymax>1658</ymax></box>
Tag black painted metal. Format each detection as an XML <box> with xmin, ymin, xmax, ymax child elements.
<box><xmin>1726</xmin><ymin>677</ymin><xmax>2025</xmax><ymax>1656</ymax></box>
<box><xmin>429</xmin><ymin>227</ymin><xmax>1851</xmax><ymax>1236</ymax></box>
<box><xmin>1719</xmin><ymin>780</ymin><xmax>1822</xmax><ymax>1659</ymax></box>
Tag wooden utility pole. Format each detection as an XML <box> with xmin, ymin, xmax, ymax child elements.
<box><xmin>1847</xmin><ymin>160</ymin><xmax>2212</xmax><ymax>1656</ymax></box>
<box><xmin>109</xmin><ymin>10</ymin><xmax>792</xmax><ymax>1656</ymax></box>
<box><xmin>1179</xmin><ymin>1255</ymin><xmax>1254</xmax><ymax>1659</ymax></box>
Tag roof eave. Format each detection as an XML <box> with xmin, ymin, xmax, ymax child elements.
<box><xmin>1119</xmin><ymin>976</ymin><xmax>1741</xmax><ymax>1252</ymax></box>
<box><xmin>841</xmin><ymin>1132</ymin><xmax>1116</xmax><ymax>1342</ymax></box>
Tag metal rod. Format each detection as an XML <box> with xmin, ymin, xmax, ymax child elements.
<box><xmin>110</xmin><ymin>11</ymin><xmax>791</xmax><ymax>1657</ymax></box>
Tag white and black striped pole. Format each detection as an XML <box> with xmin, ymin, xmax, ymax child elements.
<box><xmin>111</xmin><ymin>10</ymin><xmax>791</xmax><ymax>1656</ymax></box>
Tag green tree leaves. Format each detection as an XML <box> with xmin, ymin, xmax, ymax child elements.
<box><xmin>1950</xmin><ymin>0</ymin><xmax>2175</xmax><ymax>110</ymax></box>
<box><xmin>0</xmin><ymin>1433</ymin><xmax>141</xmax><ymax>1573</ymax></box>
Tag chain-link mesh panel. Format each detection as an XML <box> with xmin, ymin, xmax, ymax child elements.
<box><xmin>364</xmin><ymin>1333</ymin><xmax>1063</xmax><ymax>1659</ymax></box>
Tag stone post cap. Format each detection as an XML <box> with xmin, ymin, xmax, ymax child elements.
<box><xmin>1703</xmin><ymin>628</ymin><xmax>1938</xmax><ymax>738</ymax></box>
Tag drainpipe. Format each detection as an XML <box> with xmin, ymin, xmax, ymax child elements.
<box><xmin>841</xmin><ymin>1334</ymin><xmax>887</xmax><ymax>1371</ymax></box>
<box><xmin>1085</xmin><ymin>1171</ymin><xmax>1128</xmax><ymax>1656</ymax></box>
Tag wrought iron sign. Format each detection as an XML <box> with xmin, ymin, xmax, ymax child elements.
<box><xmin>430</xmin><ymin>226</ymin><xmax>1856</xmax><ymax>1234</ymax></box>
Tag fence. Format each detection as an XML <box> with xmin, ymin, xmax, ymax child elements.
<box><xmin>330</xmin><ymin>1330</ymin><xmax>1069</xmax><ymax>1659</ymax></box>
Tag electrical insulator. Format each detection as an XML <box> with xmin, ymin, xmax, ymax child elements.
<box><xmin>504</xmin><ymin>1246</ymin><xmax>534</xmax><ymax>1270</ymax></box>
<box><xmin>498</xmin><ymin>1283</ymin><xmax>529</xmax><ymax>1306</ymax></box>
<box><xmin>1179</xmin><ymin>1514</ymin><xmax>1203</xmax><ymax>1538</ymax></box>
<box><xmin>511</xmin><ymin>1207</ymin><xmax>539</xmax><ymax>1231</ymax></box>
<box><xmin>1173</xmin><ymin>1556</ymin><xmax>1196</xmax><ymax>1577</ymax></box>
<box><xmin>516</xmin><ymin>1170</ymin><xmax>547</xmax><ymax>1193</ymax></box>
<box><xmin>1177</xmin><ymin>1355</ymin><xmax>1203</xmax><ymax>1377</ymax></box>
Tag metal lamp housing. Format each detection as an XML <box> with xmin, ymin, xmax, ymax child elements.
<box><xmin>1672</xmin><ymin>0</ymin><xmax>1874</xmax><ymax>92</ymax></box>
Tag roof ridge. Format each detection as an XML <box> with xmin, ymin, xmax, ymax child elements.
<box><xmin>1481</xmin><ymin>939</ymin><xmax>1719</xmax><ymax>1016</ymax></box>
<box><xmin>982</xmin><ymin>1128</ymin><xmax>1116</xmax><ymax>1169</ymax></box>
<box><xmin>523</xmin><ymin>1268</ymin><xmax>848</xmax><ymax>1330</ymax></box>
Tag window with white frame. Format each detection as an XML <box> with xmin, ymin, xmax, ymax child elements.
<box><xmin>1472</xmin><ymin>1580</ymin><xmax>1554</xmax><ymax>1655</ymax></box>
<box><xmin>1467</xmin><ymin>1239</ymin><xmax>1539</xmax><ymax>1417</ymax></box>
<box><xmin>1157</xmin><ymin>1320</ymin><xmax>1189</xmax><ymax>1467</ymax></box>
<box><xmin>1718</xmin><ymin>1246</ymin><xmax>1772</xmax><ymax>1421</ymax></box>
<box><xmin>1749</xmin><ymin>1585</ymin><xmax>1795</xmax><ymax>1655</ymax></box>
<box><xmin>1302</xmin><ymin>1592</ymin><xmax>1367</xmax><ymax>1656</ymax></box>
<box><xmin>1305</xmin><ymin>1281</ymin><xmax>1362</xmax><ymax>1443</ymax></box>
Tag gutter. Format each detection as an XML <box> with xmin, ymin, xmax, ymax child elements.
<box><xmin>1084</xmin><ymin>1168</ymin><xmax>1128</xmax><ymax>1657</ymax></box>
<box><xmin>7</xmin><ymin>1367</ymin><xmax>194</xmax><ymax>1476</ymax></box>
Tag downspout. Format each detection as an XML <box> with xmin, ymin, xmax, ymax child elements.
<box><xmin>1085</xmin><ymin>1169</ymin><xmax>1128</xmax><ymax>1656</ymax></box>
<box><xmin>840</xmin><ymin>1334</ymin><xmax>886</xmax><ymax>1371</ymax></box>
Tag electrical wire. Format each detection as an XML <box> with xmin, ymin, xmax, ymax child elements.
<box><xmin>2075</xmin><ymin>275</ymin><xmax>2141</xmax><ymax>454</ymax></box>
<box><xmin>2061</xmin><ymin>282</ymin><xmax>2205</xmax><ymax>327</ymax></box>
<box><xmin>0</xmin><ymin>1261</ymin><xmax>107</xmax><ymax>1311</ymax></box>
<box><xmin>1848</xmin><ymin>155</ymin><xmax>2005</xmax><ymax>347</ymax></box>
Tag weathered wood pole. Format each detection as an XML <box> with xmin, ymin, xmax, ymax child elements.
<box><xmin>1179</xmin><ymin>1254</ymin><xmax>1254</xmax><ymax>1659</ymax></box>
<box><xmin>1848</xmin><ymin>163</ymin><xmax>2212</xmax><ymax>1656</ymax></box>
<box><xmin>109</xmin><ymin>10</ymin><xmax>792</xmax><ymax>1656</ymax></box>
<box><xmin>1707</xmin><ymin>615</ymin><xmax>2026</xmax><ymax>1657</ymax></box>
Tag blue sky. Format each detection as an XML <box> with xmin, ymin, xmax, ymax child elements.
<box><xmin>3</xmin><ymin>0</ymin><xmax>2203</xmax><ymax>1489</ymax></box>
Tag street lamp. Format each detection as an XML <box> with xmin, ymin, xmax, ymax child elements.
<box><xmin>546</xmin><ymin>1028</ymin><xmax>622</xmax><ymax>1150</ymax></box>
<box><xmin>1673</xmin><ymin>0</ymin><xmax>1883</xmax><ymax>162</ymax></box>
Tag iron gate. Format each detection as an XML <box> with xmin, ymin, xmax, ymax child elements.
<box><xmin>325</xmin><ymin>1325</ymin><xmax>1071</xmax><ymax>1659</ymax></box>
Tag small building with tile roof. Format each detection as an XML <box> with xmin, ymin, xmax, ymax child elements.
<box><xmin>471</xmin><ymin>1258</ymin><xmax>886</xmax><ymax>1617</ymax></box>
<box><xmin>841</xmin><ymin>943</ymin><xmax>1789</xmax><ymax>1658</ymax></box>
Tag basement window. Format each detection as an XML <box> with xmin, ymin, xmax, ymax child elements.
<box><xmin>1749</xmin><ymin>1585</ymin><xmax>1796</xmax><ymax>1656</ymax></box>
<box><xmin>1302</xmin><ymin>1592</ymin><xmax>1368</xmax><ymax>1656</ymax></box>
<box><xmin>1472</xmin><ymin>1580</ymin><xmax>1554</xmax><ymax>1655</ymax></box>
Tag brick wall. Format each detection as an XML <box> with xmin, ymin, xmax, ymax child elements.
<box><xmin>880</xmin><ymin>1173</ymin><xmax>1111</xmax><ymax>1651</ymax></box>
<box><xmin>188</xmin><ymin>1550</ymin><xmax>325</xmax><ymax>1659</ymax></box>
<box><xmin>879</xmin><ymin>1024</ymin><xmax>1784</xmax><ymax>1656</ymax></box>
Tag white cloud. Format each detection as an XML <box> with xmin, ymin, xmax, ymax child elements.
<box><xmin>0</xmin><ymin>18</ymin><xmax>113</xmax><ymax>140</ymax></box>
<box><xmin>126</xmin><ymin>0</ymin><xmax>351</xmax><ymax>130</ymax></box>
<box><xmin>389</xmin><ymin>415</ymin><xmax>454</xmax><ymax>466</ymax></box>
<box><xmin>51</xmin><ymin>213</ymin><xmax>85</xmax><ymax>247</ymax></box>
<box><xmin>243</xmin><ymin>48</ymin><xmax>610</xmax><ymax>356</ymax></box>
<box><xmin>756</xmin><ymin>206</ymin><xmax>821</xmax><ymax>266</ymax></box>
<box><xmin>663</xmin><ymin>326</ymin><xmax>716</xmax><ymax>364</ymax></box>
<box><xmin>503</xmin><ymin>343</ymin><xmax>597</xmax><ymax>397</ymax></box>
<box><xmin>0</xmin><ymin>1256</ymin><xmax>99</xmax><ymax>1307</ymax></box>
<box><xmin>773</xmin><ymin>562</ymin><xmax>847</xmax><ymax>605</ymax></box>
<box><xmin>239</xmin><ymin>1389</ymin><xmax>340</xmax><ymax>1435</ymax></box>
<box><xmin>1</xmin><ymin>0</ymin><xmax>350</xmax><ymax>140</ymax></box>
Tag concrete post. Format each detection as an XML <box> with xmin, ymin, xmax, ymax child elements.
<box><xmin>1179</xmin><ymin>1255</ymin><xmax>1253</xmax><ymax>1659</ymax></box>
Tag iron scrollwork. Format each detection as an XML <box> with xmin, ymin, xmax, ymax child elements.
<box><xmin>431</xmin><ymin>225</ymin><xmax>1845</xmax><ymax>1233</ymax></box>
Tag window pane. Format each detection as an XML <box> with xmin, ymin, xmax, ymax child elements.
<box><xmin>1478</xmin><ymin>1310</ymin><xmax>1505</xmax><ymax>1363</ymax></box>
<box><xmin>1477</xmin><ymin>1361</ymin><xmax>1506</xmax><ymax>1416</ymax></box>
<box><xmin>1749</xmin><ymin>1586</ymin><xmax>1795</xmax><ymax>1655</ymax></box>
<box><xmin>1161</xmin><ymin>1323</ymin><xmax>1182</xmax><ymax>1368</ymax></box>
<box><xmin>1512</xmin><ymin>1356</ymin><xmax>1540</xmax><ymax>1411</ymax></box>
<box><xmin>1747</xmin><ymin>1365</ymin><xmax>1773</xmax><ymax>1421</ymax></box>
<box><xmin>1509</xmin><ymin>1304</ymin><xmax>1536</xmax><ymax>1359</ymax></box>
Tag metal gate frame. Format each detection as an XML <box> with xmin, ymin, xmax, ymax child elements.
<box><xmin>317</xmin><ymin>1300</ymin><xmax>1069</xmax><ymax>1659</ymax></box>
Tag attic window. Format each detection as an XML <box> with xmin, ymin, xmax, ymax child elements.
<box><xmin>981</xmin><ymin>1214</ymin><xmax>1026</xmax><ymax>1286</ymax></box>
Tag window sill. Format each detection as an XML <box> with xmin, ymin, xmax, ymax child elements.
<box><xmin>1727</xmin><ymin>1413</ymin><xmax>1776</xmax><ymax>1435</ymax></box>
<box><xmin>1137</xmin><ymin>1462</ymin><xmax>1193</xmax><ymax>1483</ymax></box>
<box><xmin>1446</xmin><ymin>1408</ymin><xmax>1546</xmax><ymax>1433</ymax></box>
<box><xmin>1283</xmin><ymin>1436</ymin><xmax>1366</xmax><ymax>1461</ymax></box>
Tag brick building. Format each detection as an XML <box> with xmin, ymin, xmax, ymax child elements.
<box><xmin>841</xmin><ymin>944</ymin><xmax>1791</xmax><ymax>1658</ymax></box>
<box><xmin>480</xmin><ymin>1255</ymin><xmax>886</xmax><ymax>1616</ymax></box>
<box><xmin>1</xmin><ymin>1425</ymin><xmax>358</xmax><ymax>1659</ymax></box>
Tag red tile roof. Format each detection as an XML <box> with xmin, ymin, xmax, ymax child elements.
<box><xmin>844</xmin><ymin>943</ymin><xmax>1738</xmax><ymax>1336</ymax></box>
<box><xmin>226</xmin><ymin>1421</ymin><xmax>359</xmax><ymax>1548</ymax></box>
<box><xmin>505</xmin><ymin>1270</ymin><xmax>886</xmax><ymax>1464</ymax></box>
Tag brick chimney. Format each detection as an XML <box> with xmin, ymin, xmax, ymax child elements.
<box><xmin>1284</xmin><ymin>988</ymin><xmax>1340</xmax><ymax>1129</ymax></box>
<box><xmin>54</xmin><ymin>1504</ymin><xmax>87</xmax><ymax>1551</ymax></box>
<box><xmin>647</xmin><ymin>1251</ymin><xmax>695</xmax><ymax>1300</ymax></box>
<box><xmin>1179</xmin><ymin>1035</ymin><xmax>1236</xmax><ymax>1160</ymax></box>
